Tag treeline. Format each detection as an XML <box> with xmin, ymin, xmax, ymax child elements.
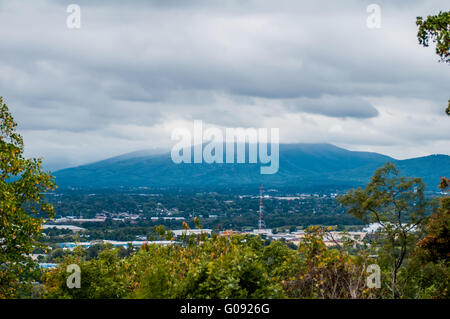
<box><xmin>38</xmin><ymin>223</ymin><xmax>448</xmax><ymax>299</ymax></box>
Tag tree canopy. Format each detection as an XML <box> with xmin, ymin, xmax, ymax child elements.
<box><xmin>338</xmin><ymin>163</ymin><xmax>431</xmax><ymax>298</ymax></box>
<box><xmin>0</xmin><ymin>97</ymin><xmax>56</xmax><ymax>298</ymax></box>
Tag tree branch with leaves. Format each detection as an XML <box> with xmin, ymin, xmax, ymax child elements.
<box><xmin>0</xmin><ymin>97</ymin><xmax>56</xmax><ymax>298</ymax></box>
<box><xmin>338</xmin><ymin>163</ymin><xmax>431</xmax><ymax>298</ymax></box>
<box><xmin>416</xmin><ymin>11</ymin><xmax>450</xmax><ymax>115</ymax></box>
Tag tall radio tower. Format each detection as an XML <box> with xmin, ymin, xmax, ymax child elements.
<box><xmin>258</xmin><ymin>184</ymin><xmax>266</xmax><ymax>230</ymax></box>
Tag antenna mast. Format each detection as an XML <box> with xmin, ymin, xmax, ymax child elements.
<box><xmin>258</xmin><ymin>184</ymin><xmax>265</xmax><ymax>230</ymax></box>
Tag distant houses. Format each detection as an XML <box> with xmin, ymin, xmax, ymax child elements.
<box><xmin>218</xmin><ymin>228</ymin><xmax>368</xmax><ymax>247</ymax></box>
<box><xmin>151</xmin><ymin>216</ymin><xmax>185</xmax><ymax>221</ymax></box>
<box><xmin>58</xmin><ymin>240</ymin><xmax>178</xmax><ymax>250</ymax></box>
<box><xmin>53</xmin><ymin>217</ymin><xmax>106</xmax><ymax>223</ymax></box>
<box><xmin>42</xmin><ymin>225</ymin><xmax>86</xmax><ymax>232</ymax></box>
<box><xmin>172</xmin><ymin>229</ymin><xmax>212</xmax><ymax>237</ymax></box>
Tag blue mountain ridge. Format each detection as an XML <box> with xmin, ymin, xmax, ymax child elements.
<box><xmin>53</xmin><ymin>143</ymin><xmax>450</xmax><ymax>191</ymax></box>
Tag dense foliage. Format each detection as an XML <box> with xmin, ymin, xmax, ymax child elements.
<box><xmin>338</xmin><ymin>163</ymin><xmax>431</xmax><ymax>298</ymax></box>
<box><xmin>417</xmin><ymin>11</ymin><xmax>450</xmax><ymax>64</ymax></box>
<box><xmin>40</xmin><ymin>217</ymin><xmax>448</xmax><ymax>299</ymax></box>
<box><xmin>0</xmin><ymin>97</ymin><xmax>56</xmax><ymax>298</ymax></box>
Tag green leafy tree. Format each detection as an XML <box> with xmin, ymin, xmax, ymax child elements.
<box><xmin>44</xmin><ymin>248</ymin><xmax>130</xmax><ymax>299</ymax></box>
<box><xmin>338</xmin><ymin>163</ymin><xmax>430</xmax><ymax>298</ymax></box>
<box><xmin>182</xmin><ymin>246</ymin><xmax>284</xmax><ymax>298</ymax></box>
<box><xmin>417</xmin><ymin>181</ymin><xmax>449</xmax><ymax>262</ymax></box>
<box><xmin>415</xmin><ymin>12</ymin><xmax>449</xmax><ymax>297</ymax></box>
<box><xmin>403</xmin><ymin>177</ymin><xmax>449</xmax><ymax>298</ymax></box>
<box><xmin>416</xmin><ymin>11</ymin><xmax>450</xmax><ymax>115</ymax></box>
<box><xmin>283</xmin><ymin>226</ymin><xmax>372</xmax><ymax>299</ymax></box>
<box><xmin>0</xmin><ymin>97</ymin><xmax>56</xmax><ymax>298</ymax></box>
<box><xmin>417</xmin><ymin>11</ymin><xmax>450</xmax><ymax>63</ymax></box>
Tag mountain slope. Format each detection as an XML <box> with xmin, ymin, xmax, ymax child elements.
<box><xmin>53</xmin><ymin>143</ymin><xmax>449</xmax><ymax>191</ymax></box>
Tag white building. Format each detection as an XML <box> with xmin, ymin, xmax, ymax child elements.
<box><xmin>43</xmin><ymin>225</ymin><xmax>86</xmax><ymax>232</ymax></box>
<box><xmin>172</xmin><ymin>229</ymin><xmax>212</xmax><ymax>237</ymax></box>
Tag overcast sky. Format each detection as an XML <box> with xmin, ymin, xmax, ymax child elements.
<box><xmin>0</xmin><ymin>0</ymin><xmax>449</xmax><ymax>170</ymax></box>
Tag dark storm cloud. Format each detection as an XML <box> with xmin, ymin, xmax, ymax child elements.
<box><xmin>286</xmin><ymin>96</ymin><xmax>379</xmax><ymax>119</ymax></box>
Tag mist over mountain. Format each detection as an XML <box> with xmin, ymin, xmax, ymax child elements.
<box><xmin>53</xmin><ymin>143</ymin><xmax>449</xmax><ymax>192</ymax></box>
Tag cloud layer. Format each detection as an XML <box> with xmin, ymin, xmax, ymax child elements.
<box><xmin>0</xmin><ymin>0</ymin><xmax>449</xmax><ymax>170</ymax></box>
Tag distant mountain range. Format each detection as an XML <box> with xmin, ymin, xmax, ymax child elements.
<box><xmin>53</xmin><ymin>143</ymin><xmax>450</xmax><ymax>192</ymax></box>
